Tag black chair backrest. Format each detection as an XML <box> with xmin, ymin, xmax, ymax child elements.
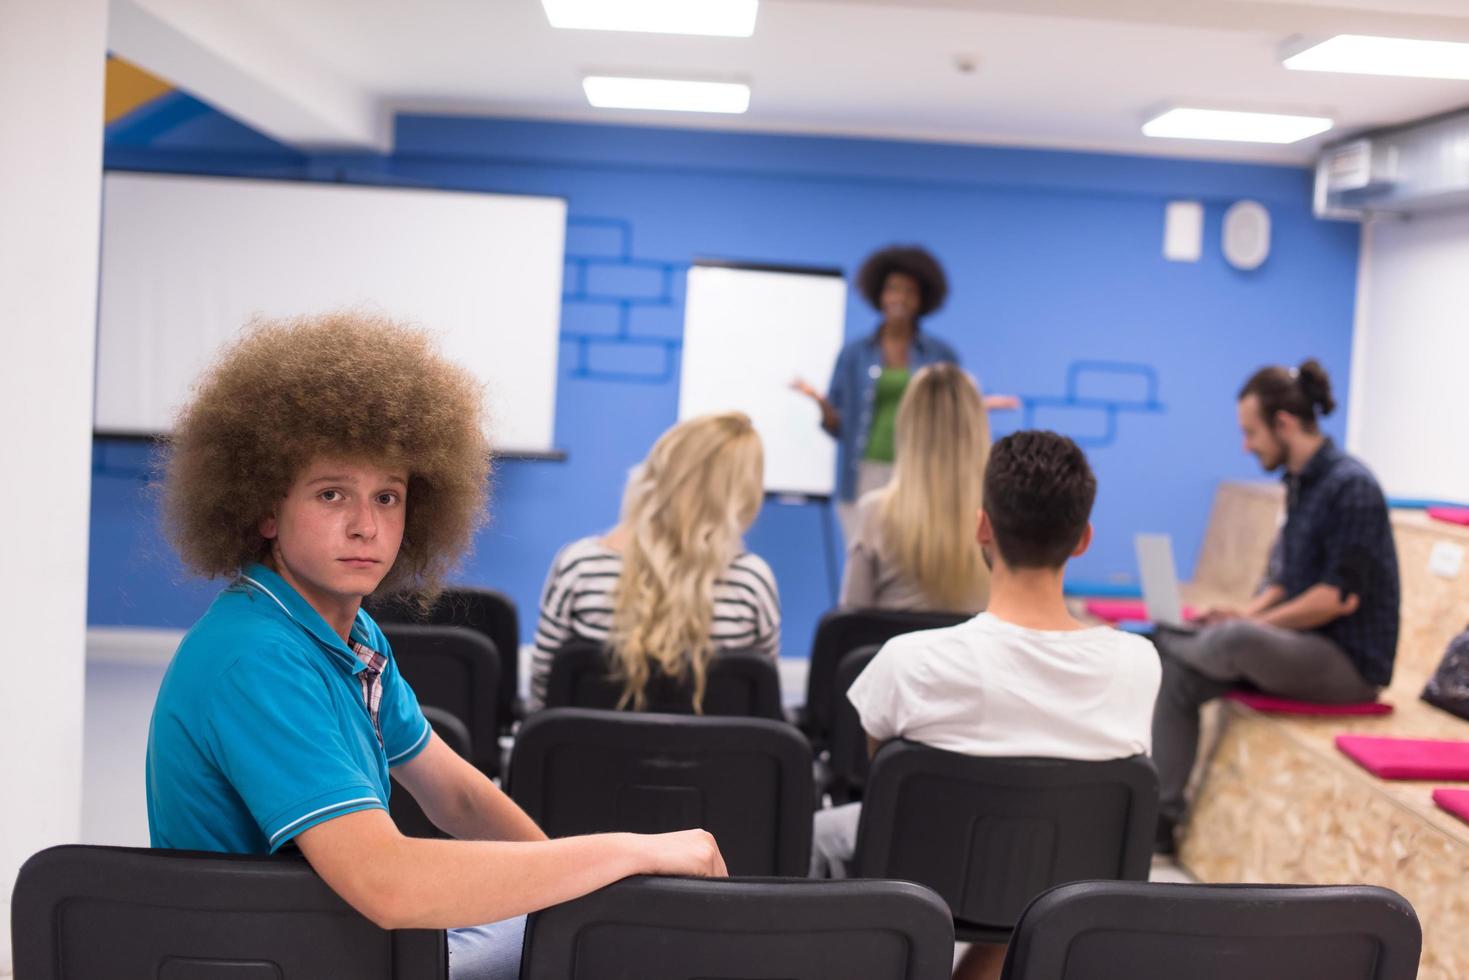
<box><xmin>545</xmin><ymin>640</ymin><xmax>783</xmax><ymax>720</ymax></box>
<box><xmin>1001</xmin><ymin>880</ymin><xmax>1422</xmax><ymax>980</ymax></box>
<box><xmin>389</xmin><ymin>705</ymin><xmax>472</xmax><ymax>839</ymax></box>
<box><xmin>520</xmin><ymin>875</ymin><xmax>955</xmax><ymax>980</ymax></box>
<box><xmin>803</xmin><ymin>609</ymin><xmax>970</xmax><ymax>745</ymax></box>
<box><xmin>11</xmin><ymin>845</ymin><xmax>445</xmax><ymax>979</ymax></box>
<box><xmin>828</xmin><ymin>643</ymin><xmax>883</xmax><ymax>799</ymax></box>
<box><xmin>370</xmin><ymin>587</ymin><xmax>520</xmax><ymax>726</ymax></box>
<box><xmin>856</xmin><ymin>741</ymin><xmax>1157</xmax><ymax>941</ymax></box>
<box><xmin>381</xmin><ymin>623</ymin><xmax>500</xmax><ymax>777</ymax></box>
<box><xmin>509</xmin><ymin>708</ymin><xmax>814</xmax><ymax>876</ymax></box>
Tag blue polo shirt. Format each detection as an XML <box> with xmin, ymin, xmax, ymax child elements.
<box><xmin>146</xmin><ymin>563</ymin><xmax>431</xmax><ymax>854</ymax></box>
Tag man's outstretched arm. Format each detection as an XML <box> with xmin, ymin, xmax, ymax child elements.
<box><xmin>296</xmin><ymin>807</ymin><xmax>726</xmax><ymax>931</ymax></box>
<box><xmin>390</xmin><ymin>732</ymin><xmax>544</xmax><ymax>842</ymax></box>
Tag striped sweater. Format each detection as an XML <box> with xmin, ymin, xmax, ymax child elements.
<box><xmin>529</xmin><ymin>536</ymin><xmax>781</xmax><ymax>710</ymax></box>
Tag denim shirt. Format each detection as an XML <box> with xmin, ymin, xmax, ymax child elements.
<box><xmin>825</xmin><ymin>327</ymin><xmax>960</xmax><ymax>501</ymax></box>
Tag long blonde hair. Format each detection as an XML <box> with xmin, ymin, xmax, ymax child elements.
<box><xmin>610</xmin><ymin>412</ymin><xmax>765</xmax><ymax>710</ymax></box>
<box><xmin>878</xmin><ymin>364</ymin><xmax>991</xmax><ymax>611</ymax></box>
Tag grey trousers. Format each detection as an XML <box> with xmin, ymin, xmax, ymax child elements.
<box><xmin>1151</xmin><ymin>620</ymin><xmax>1377</xmax><ymax>822</ymax></box>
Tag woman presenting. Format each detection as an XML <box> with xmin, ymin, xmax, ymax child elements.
<box><xmin>794</xmin><ymin>244</ymin><xmax>1017</xmax><ymax>534</ymax></box>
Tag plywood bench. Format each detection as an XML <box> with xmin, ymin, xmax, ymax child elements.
<box><xmin>1181</xmin><ymin>505</ymin><xmax>1469</xmax><ymax>979</ymax></box>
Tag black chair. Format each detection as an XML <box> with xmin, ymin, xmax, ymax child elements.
<box><xmin>382</xmin><ymin>623</ymin><xmax>501</xmax><ymax>778</ymax></box>
<box><xmin>544</xmin><ymin>640</ymin><xmax>783</xmax><ymax>720</ymax></box>
<box><xmin>854</xmin><ymin>740</ymin><xmax>1158</xmax><ymax>943</ymax></box>
<box><xmin>520</xmin><ymin>875</ymin><xmax>955</xmax><ymax>980</ymax></box>
<box><xmin>1000</xmin><ymin>880</ymin><xmax>1422</xmax><ymax>980</ymax></box>
<box><xmin>828</xmin><ymin>643</ymin><xmax>882</xmax><ymax>801</ymax></box>
<box><xmin>370</xmin><ymin>586</ymin><xmax>521</xmax><ymax>727</ymax></box>
<box><xmin>11</xmin><ymin>844</ymin><xmax>445</xmax><ymax>978</ymax></box>
<box><xmin>801</xmin><ymin>609</ymin><xmax>970</xmax><ymax>747</ymax></box>
<box><xmin>389</xmin><ymin>705</ymin><xmax>473</xmax><ymax>839</ymax></box>
<box><xmin>510</xmin><ymin>708</ymin><xmax>814</xmax><ymax>875</ymax></box>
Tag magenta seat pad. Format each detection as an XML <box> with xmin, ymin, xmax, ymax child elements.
<box><xmin>1226</xmin><ymin>691</ymin><xmax>1393</xmax><ymax>716</ymax></box>
<box><xmin>1433</xmin><ymin>788</ymin><xmax>1469</xmax><ymax>825</ymax></box>
<box><xmin>1083</xmin><ymin>598</ymin><xmax>1197</xmax><ymax>624</ymax></box>
<box><xmin>1336</xmin><ymin>735</ymin><xmax>1469</xmax><ymax>780</ymax></box>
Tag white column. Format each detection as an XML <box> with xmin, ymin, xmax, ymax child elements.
<box><xmin>1349</xmin><ymin>208</ymin><xmax>1469</xmax><ymax>499</ymax></box>
<box><xmin>0</xmin><ymin>0</ymin><xmax>109</xmax><ymax>970</ymax></box>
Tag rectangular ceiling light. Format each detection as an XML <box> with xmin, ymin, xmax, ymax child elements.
<box><xmin>543</xmin><ymin>0</ymin><xmax>758</xmax><ymax>37</ymax></box>
<box><xmin>1284</xmin><ymin>34</ymin><xmax>1469</xmax><ymax>81</ymax></box>
<box><xmin>583</xmin><ymin>76</ymin><xmax>751</xmax><ymax>113</ymax></box>
<box><xmin>1142</xmin><ymin>108</ymin><xmax>1333</xmax><ymax>144</ymax></box>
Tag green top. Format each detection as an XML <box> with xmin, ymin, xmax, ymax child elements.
<box><xmin>863</xmin><ymin>366</ymin><xmax>911</xmax><ymax>462</ymax></box>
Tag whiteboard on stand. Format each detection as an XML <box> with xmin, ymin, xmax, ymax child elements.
<box><xmin>679</xmin><ymin>261</ymin><xmax>847</xmax><ymax>497</ymax></box>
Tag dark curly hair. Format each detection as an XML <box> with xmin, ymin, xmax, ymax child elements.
<box><xmin>983</xmin><ymin>430</ymin><xmax>1097</xmax><ymax>569</ymax></box>
<box><xmin>161</xmin><ymin>311</ymin><xmax>491</xmax><ymax>599</ymax></box>
<box><xmin>856</xmin><ymin>245</ymin><xmax>950</xmax><ymax>317</ymax></box>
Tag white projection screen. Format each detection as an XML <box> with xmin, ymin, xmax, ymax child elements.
<box><xmin>679</xmin><ymin>262</ymin><xmax>846</xmax><ymax>497</ymax></box>
<box><xmin>96</xmin><ymin>172</ymin><xmax>567</xmax><ymax>454</ymax></box>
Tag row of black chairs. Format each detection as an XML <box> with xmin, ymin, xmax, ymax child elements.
<box><xmin>12</xmin><ymin>844</ymin><xmax>1421</xmax><ymax>979</ymax></box>
<box><xmin>370</xmin><ymin>585</ymin><xmax>967</xmax><ymax>740</ymax></box>
<box><xmin>377</xmin><ymin>592</ymin><xmax>966</xmax><ymax>797</ymax></box>
<box><xmin>399</xmin><ymin>703</ymin><xmax>1155</xmax><ymax>947</ymax></box>
<box><xmin>361</xmin><ymin>596</ymin><xmax>1423</xmax><ymax>978</ymax></box>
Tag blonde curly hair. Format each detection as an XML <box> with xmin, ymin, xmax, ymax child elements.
<box><xmin>161</xmin><ymin>311</ymin><xmax>491</xmax><ymax>598</ymax></box>
<box><xmin>610</xmin><ymin>412</ymin><xmax>764</xmax><ymax>711</ymax></box>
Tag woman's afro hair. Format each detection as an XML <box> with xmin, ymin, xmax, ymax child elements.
<box><xmin>160</xmin><ymin>311</ymin><xmax>491</xmax><ymax>599</ymax></box>
<box><xmin>855</xmin><ymin>245</ymin><xmax>950</xmax><ymax>317</ymax></box>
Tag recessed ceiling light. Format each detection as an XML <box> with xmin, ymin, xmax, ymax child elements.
<box><xmin>543</xmin><ymin>0</ymin><xmax>758</xmax><ymax>37</ymax></box>
<box><xmin>1142</xmin><ymin>108</ymin><xmax>1333</xmax><ymax>144</ymax></box>
<box><xmin>1283</xmin><ymin>34</ymin><xmax>1469</xmax><ymax>80</ymax></box>
<box><xmin>583</xmin><ymin>76</ymin><xmax>751</xmax><ymax>114</ymax></box>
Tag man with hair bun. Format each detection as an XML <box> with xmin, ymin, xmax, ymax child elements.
<box><xmin>147</xmin><ymin>312</ymin><xmax>725</xmax><ymax>979</ymax></box>
<box><xmin>1151</xmin><ymin>358</ymin><xmax>1400</xmax><ymax>853</ymax></box>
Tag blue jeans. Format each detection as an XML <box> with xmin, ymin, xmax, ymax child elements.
<box><xmin>448</xmin><ymin>916</ymin><xmax>526</xmax><ymax>980</ymax></box>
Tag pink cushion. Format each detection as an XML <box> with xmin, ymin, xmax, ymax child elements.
<box><xmin>1227</xmin><ymin>691</ymin><xmax>1393</xmax><ymax>716</ymax></box>
<box><xmin>1427</xmin><ymin>506</ymin><xmax>1469</xmax><ymax>527</ymax></box>
<box><xmin>1336</xmin><ymin>735</ymin><xmax>1469</xmax><ymax>780</ymax></box>
<box><xmin>1434</xmin><ymin>788</ymin><xmax>1469</xmax><ymax>825</ymax></box>
<box><xmin>1084</xmin><ymin>599</ymin><xmax>1197</xmax><ymax>624</ymax></box>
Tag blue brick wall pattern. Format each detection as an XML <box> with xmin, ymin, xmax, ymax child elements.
<box><xmin>561</xmin><ymin>217</ymin><xmax>685</xmax><ymax>385</ymax></box>
<box><xmin>89</xmin><ymin>109</ymin><xmax>1361</xmax><ymax>658</ymax></box>
<box><xmin>1019</xmin><ymin>361</ymin><xmax>1164</xmax><ymax>448</ymax></box>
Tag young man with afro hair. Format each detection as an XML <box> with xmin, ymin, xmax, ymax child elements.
<box><xmin>147</xmin><ymin>312</ymin><xmax>725</xmax><ymax>979</ymax></box>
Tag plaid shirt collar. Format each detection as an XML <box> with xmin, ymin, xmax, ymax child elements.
<box><xmin>348</xmin><ymin>637</ymin><xmax>389</xmax><ymax>743</ymax></box>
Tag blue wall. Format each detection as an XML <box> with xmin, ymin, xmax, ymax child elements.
<box><xmin>91</xmin><ymin>100</ymin><xmax>1361</xmax><ymax>660</ymax></box>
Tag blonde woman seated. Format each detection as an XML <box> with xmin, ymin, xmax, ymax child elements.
<box><xmin>530</xmin><ymin>412</ymin><xmax>780</xmax><ymax>711</ymax></box>
<box><xmin>840</xmin><ymin>363</ymin><xmax>991</xmax><ymax>615</ymax></box>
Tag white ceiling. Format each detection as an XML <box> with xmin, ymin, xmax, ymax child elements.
<box><xmin>116</xmin><ymin>0</ymin><xmax>1469</xmax><ymax>164</ymax></box>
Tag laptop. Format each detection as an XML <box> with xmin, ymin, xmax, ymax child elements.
<box><xmin>1134</xmin><ymin>533</ymin><xmax>1199</xmax><ymax>632</ymax></box>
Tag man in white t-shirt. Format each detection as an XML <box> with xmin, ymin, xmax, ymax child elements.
<box><xmin>810</xmin><ymin>430</ymin><xmax>1161</xmax><ymax>980</ymax></box>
